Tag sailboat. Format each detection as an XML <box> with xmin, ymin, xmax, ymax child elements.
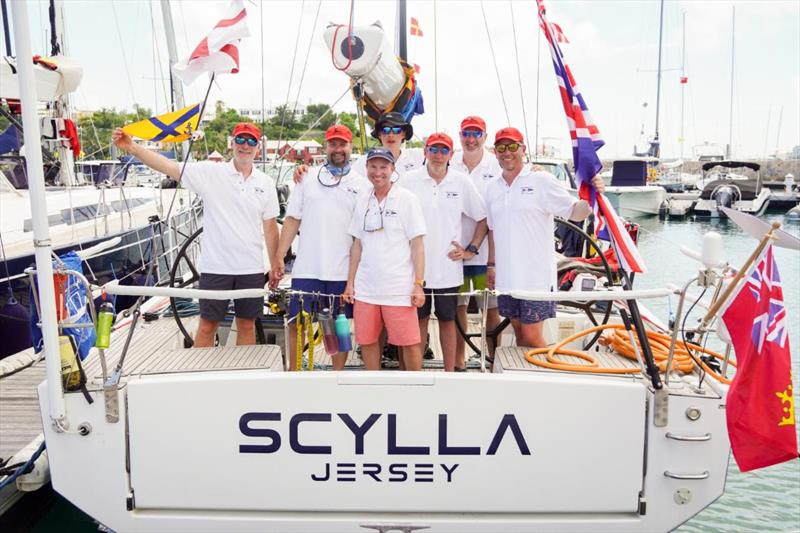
<box><xmin>9</xmin><ymin>1</ymin><xmax>796</xmax><ymax>531</ymax></box>
<box><xmin>0</xmin><ymin>0</ymin><xmax>200</xmax><ymax>359</ymax></box>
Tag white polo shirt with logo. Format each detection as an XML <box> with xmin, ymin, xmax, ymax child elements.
<box><xmin>451</xmin><ymin>150</ymin><xmax>501</xmax><ymax>266</ymax></box>
<box><xmin>348</xmin><ymin>184</ymin><xmax>426</xmax><ymax>307</ymax></box>
<box><xmin>486</xmin><ymin>169</ymin><xmax>577</xmax><ymax>293</ymax></box>
<box><xmin>402</xmin><ymin>166</ymin><xmax>487</xmax><ymax>289</ymax></box>
<box><xmin>181</xmin><ymin>160</ymin><xmax>279</xmax><ymax>275</ymax></box>
<box><xmin>285</xmin><ymin>165</ymin><xmax>369</xmax><ymax>281</ymax></box>
<box><xmin>352</xmin><ymin>147</ymin><xmax>425</xmax><ymax>182</ymax></box>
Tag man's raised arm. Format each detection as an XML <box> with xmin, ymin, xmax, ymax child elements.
<box><xmin>112</xmin><ymin>128</ymin><xmax>182</xmax><ymax>181</ymax></box>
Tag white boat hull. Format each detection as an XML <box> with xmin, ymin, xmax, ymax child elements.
<box><xmin>602</xmin><ymin>186</ymin><xmax>667</xmax><ymax>217</ymax></box>
<box><xmin>39</xmin><ymin>364</ymin><xmax>730</xmax><ymax>532</ymax></box>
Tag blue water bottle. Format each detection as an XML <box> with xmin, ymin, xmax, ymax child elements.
<box><xmin>335</xmin><ymin>313</ymin><xmax>352</xmax><ymax>352</ymax></box>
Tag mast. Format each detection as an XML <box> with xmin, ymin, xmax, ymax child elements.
<box><xmin>160</xmin><ymin>0</ymin><xmax>188</xmax><ymax>160</ymax></box>
<box><xmin>50</xmin><ymin>0</ymin><xmax>77</xmax><ymax>186</ymax></box>
<box><xmin>1</xmin><ymin>0</ymin><xmax>12</xmax><ymax>56</ymax></box>
<box><xmin>395</xmin><ymin>0</ymin><xmax>407</xmax><ymax>62</ymax></box>
<box><xmin>653</xmin><ymin>0</ymin><xmax>664</xmax><ymax>159</ymax></box>
<box><xmin>679</xmin><ymin>11</ymin><xmax>686</xmax><ymax>161</ymax></box>
<box><xmin>727</xmin><ymin>6</ymin><xmax>735</xmax><ymax>159</ymax></box>
<box><xmin>11</xmin><ymin>0</ymin><xmax>68</xmax><ymax>426</ymax></box>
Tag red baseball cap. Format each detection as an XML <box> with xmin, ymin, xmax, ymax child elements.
<box><xmin>425</xmin><ymin>132</ymin><xmax>454</xmax><ymax>151</ymax></box>
<box><xmin>325</xmin><ymin>124</ymin><xmax>352</xmax><ymax>143</ymax></box>
<box><xmin>494</xmin><ymin>127</ymin><xmax>524</xmax><ymax>144</ymax></box>
<box><xmin>460</xmin><ymin>115</ymin><xmax>486</xmax><ymax>132</ymax></box>
<box><xmin>232</xmin><ymin>122</ymin><xmax>261</xmax><ymax>140</ymax></box>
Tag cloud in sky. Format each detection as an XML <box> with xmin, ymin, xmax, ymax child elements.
<box><xmin>10</xmin><ymin>0</ymin><xmax>800</xmax><ymax>159</ymax></box>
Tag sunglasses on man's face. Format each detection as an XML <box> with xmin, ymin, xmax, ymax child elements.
<box><xmin>427</xmin><ymin>145</ymin><xmax>451</xmax><ymax>155</ymax></box>
<box><xmin>495</xmin><ymin>143</ymin><xmax>521</xmax><ymax>154</ymax></box>
<box><xmin>461</xmin><ymin>130</ymin><xmax>484</xmax><ymax>139</ymax></box>
<box><xmin>380</xmin><ymin>126</ymin><xmax>404</xmax><ymax>135</ymax></box>
<box><xmin>234</xmin><ymin>136</ymin><xmax>259</xmax><ymax>147</ymax></box>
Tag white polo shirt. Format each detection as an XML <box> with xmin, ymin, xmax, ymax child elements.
<box><xmin>403</xmin><ymin>166</ymin><xmax>487</xmax><ymax>289</ymax></box>
<box><xmin>451</xmin><ymin>150</ymin><xmax>501</xmax><ymax>266</ymax></box>
<box><xmin>486</xmin><ymin>169</ymin><xmax>577</xmax><ymax>293</ymax></box>
<box><xmin>352</xmin><ymin>147</ymin><xmax>425</xmax><ymax>182</ymax></box>
<box><xmin>348</xmin><ymin>184</ymin><xmax>426</xmax><ymax>306</ymax></box>
<box><xmin>285</xmin><ymin>165</ymin><xmax>369</xmax><ymax>281</ymax></box>
<box><xmin>181</xmin><ymin>160</ymin><xmax>279</xmax><ymax>275</ymax></box>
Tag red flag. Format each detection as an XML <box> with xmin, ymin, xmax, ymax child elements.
<box><xmin>551</xmin><ymin>22</ymin><xmax>569</xmax><ymax>43</ymax></box>
<box><xmin>680</xmin><ymin>76</ymin><xmax>688</xmax><ymax>84</ymax></box>
<box><xmin>410</xmin><ymin>17</ymin><xmax>424</xmax><ymax>37</ymax></box>
<box><xmin>721</xmin><ymin>244</ymin><xmax>798</xmax><ymax>472</ymax></box>
<box><xmin>172</xmin><ymin>0</ymin><xmax>250</xmax><ymax>85</ymax></box>
<box><xmin>413</xmin><ymin>63</ymin><xmax>421</xmax><ymax>74</ymax></box>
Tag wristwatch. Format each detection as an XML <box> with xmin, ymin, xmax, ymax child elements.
<box><xmin>465</xmin><ymin>243</ymin><xmax>479</xmax><ymax>254</ymax></box>
<box><xmin>414</xmin><ymin>279</ymin><xmax>426</xmax><ymax>288</ymax></box>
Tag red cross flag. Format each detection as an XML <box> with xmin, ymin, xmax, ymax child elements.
<box><xmin>410</xmin><ymin>17</ymin><xmax>424</xmax><ymax>37</ymax></box>
<box><xmin>172</xmin><ymin>0</ymin><xmax>250</xmax><ymax>85</ymax></box>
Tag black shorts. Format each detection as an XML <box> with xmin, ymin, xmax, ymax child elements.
<box><xmin>417</xmin><ymin>287</ymin><xmax>458</xmax><ymax>321</ymax></box>
<box><xmin>198</xmin><ymin>273</ymin><xmax>265</xmax><ymax>322</ymax></box>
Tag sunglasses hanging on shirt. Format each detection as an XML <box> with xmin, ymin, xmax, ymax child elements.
<box><xmin>363</xmin><ymin>193</ymin><xmax>385</xmax><ymax>232</ymax></box>
<box><xmin>317</xmin><ymin>164</ymin><xmax>351</xmax><ymax>187</ymax></box>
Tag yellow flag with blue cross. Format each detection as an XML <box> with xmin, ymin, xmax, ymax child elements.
<box><xmin>122</xmin><ymin>104</ymin><xmax>201</xmax><ymax>143</ymax></box>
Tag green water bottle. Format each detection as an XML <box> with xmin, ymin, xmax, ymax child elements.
<box><xmin>95</xmin><ymin>301</ymin><xmax>115</xmax><ymax>349</ymax></box>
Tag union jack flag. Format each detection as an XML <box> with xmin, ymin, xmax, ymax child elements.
<box><xmin>536</xmin><ymin>0</ymin><xmax>645</xmax><ymax>273</ymax></box>
<box><xmin>746</xmin><ymin>246</ymin><xmax>787</xmax><ymax>350</ymax></box>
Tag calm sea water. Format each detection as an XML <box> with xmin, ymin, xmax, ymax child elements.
<box><xmin>5</xmin><ymin>215</ymin><xmax>800</xmax><ymax>532</ymax></box>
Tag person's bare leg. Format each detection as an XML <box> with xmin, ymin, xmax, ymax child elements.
<box><xmin>418</xmin><ymin>316</ymin><xmax>429</xmax><ymax>356</ymax></box>
<box><xmin>401</xmin><ymin>344</ymin><xmax>423</xmax><ymax>371</ymax></box>
<box><xmin>439</xmin><ymin>320</ymin><xmax>457</xmax><ymax>372</ymax></box>
<box><xmin>236</xmin><ymin>317</ymin><xmax>256</xmax><ymax>346</ymax></box>
<box><xmin>486</xmin><ymin>307</ymin><xmax>501</xmax><ymax>355</ymax></box>
<box><xmin>194</xmin><ymin>318</ymin><xmax>219</xmax><ymax>348</ymax></box>
<box><xmin>455</xmin><ymin>305</ymin><xmax>468</xmax><ymax>369</ymax></box>
<box><xmin>332</xmin><ymin>351</ymin><xmax>348</xmax><ymax>370</ymax></box>
<box><xmin>517</xmin><ymin>321</ymin><xmax>547</xmax><ymax>348</ymax></box>
<box><xmin>361</xmin><ymin>343</ymin><xmax>381</xmax><ymax>370</ymax></box>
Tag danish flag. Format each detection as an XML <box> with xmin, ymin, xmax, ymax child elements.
<box><xmin>410</xmin><ymin>17</ymin><xmax>424</xmax><ymax>37</ymax></box>
<box><xmin>722</xmin><ymin>243</ymin><xmax>798</xmax><ymax>472</ymax></box>
<box><xmin>172</xmin><ymin>0</ymin><xmax>250</xmax><ymax>85</ymax></box>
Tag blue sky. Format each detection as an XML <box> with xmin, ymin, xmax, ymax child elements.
<box><xmin>6</xmin><ymin>0</ymin><xmax>799</xmax><ymax>159</ymax></box>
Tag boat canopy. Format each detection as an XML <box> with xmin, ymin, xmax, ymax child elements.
<box><xmin>701</xmin><ymin>160</ymin><xmax>760</xmax><ymax>172</ymax></box>
<box><xmin>699</xmin><ymin>178</ymin><xmax>762</xmax><ymax>200</ymax></box>
<box><xmin>0</xmin><ymin>56</ymin><xmax>83</xmax><ymax>101</ymax></box>
<box><xmin>611</xmin><ymin>160</ymin><xmax>648</xmax><ymax>187</ymax></box>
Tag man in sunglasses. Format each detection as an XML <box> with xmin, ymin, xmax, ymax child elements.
<box><xmin>270</xmin><ymin>125</ymin><xmax>368</xmax><ymax>370</ymax></box>
<box><xmin>112</xmin><ymin>122</ymin><xmax>280</xmax><ymax>348</ymax></box>
<box><xmin>343</xmin><ymin>148</ymin><xmax>427</xmax><ymax>371</ymax></box>
<box><xmin>450</xmin><ymin>116</ymin><xmax>503</xmax><ymax>370</ymax></box>
<box><xmin>402</xmin><ymin>133</ymin><xmax>488</xmax><ymax>372</ymax></box>
<box><xmin>293</xmin><ymin>111</ymin><xmax>424</xmax><ymax>184</ymax></box>
<box><xmin>486</xmin><ymin>127</ymin><xmax>604</xmax><ymax>349</ymax></box>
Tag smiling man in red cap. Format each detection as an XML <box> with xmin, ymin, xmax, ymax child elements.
<box><xmin>270</xmin><ymin>124</ymin><xmax>368</xmax><ymax>370</ymax></box>
<box><xmin>402</xmin><ymin>132</ymin><xmax>488</xmax><ymax>371</ymax></box>
<box><xmin>451</xmin><ymin>116</ymin><xmax>503</xmax><ymax>370</ymax></box>
<box><xmin>485</xmin><ymin>127</ymin><xmax>604</xmax><ymax>349</ymax></box>
<box><xmin>112</xmin><ymin>122</ymin><xmax>280</xmax><ymax>348</ymax></box>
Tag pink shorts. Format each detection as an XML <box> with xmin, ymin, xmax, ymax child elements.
<box><xmin>354</xmin><ymin>300</ymin><xmax>421</xmax><ymax>347</ymax></box>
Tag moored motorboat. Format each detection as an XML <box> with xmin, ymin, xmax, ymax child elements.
<box><xmin>692</xmin><ymin>161</ymin><xmax>770</xmax><ymax>218</ymax></box>
<box><xmin>601</xmin><ymin>159</ymin><xmax>667</xmax><ymax>217</ymax></box>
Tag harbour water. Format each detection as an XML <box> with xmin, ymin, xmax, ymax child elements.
<box><xmin>2</xmin><ymin>215</ymin><xmax>798</xmax><ymax>532</ymax></box>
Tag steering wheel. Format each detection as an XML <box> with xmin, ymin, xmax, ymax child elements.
<box><xmin>456</xmin><ymin>217</ymin><xmax>616</xmax><ymax>356</ymax></box>
<box><xmin>169</xmin><ymin>227</ymin><xmax>203</xmax><ymax>347</ymax></box>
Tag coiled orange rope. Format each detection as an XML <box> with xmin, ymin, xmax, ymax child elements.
<box><xmin>524</xmin><ymin>324</ymin><xmax>736</xmax><ymax>384</ymax></box>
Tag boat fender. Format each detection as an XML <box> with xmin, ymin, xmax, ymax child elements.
<box><xmin>658</xmin><ymin>200</ymin><xmax>668</xmax><ymax>220</ymax></box>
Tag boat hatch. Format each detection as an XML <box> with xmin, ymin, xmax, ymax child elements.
<box><xmin>127</xmin><ymin>371</ymin><xmax>647</xmax><ymax>513</ymax></box>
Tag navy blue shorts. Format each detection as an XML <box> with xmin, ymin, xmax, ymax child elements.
<box><xmin>198</xmin><ymin>272</ymin><xmax>265</xmax><ymax>321</ymax></box>
<box><xmin>497</xmin><ymin>295</ymin><xmax>555</xmax><ymax>325</ymax></box>
<box><xmin>288</xmin><ymin>278</ymin><xmax>352</xmax><ymax>318</ymax></box>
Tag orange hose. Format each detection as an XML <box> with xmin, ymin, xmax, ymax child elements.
<box><xmin>524</xmin><ymin>324</ymin><xmax>736</xmax><ymax>384</ymax></box>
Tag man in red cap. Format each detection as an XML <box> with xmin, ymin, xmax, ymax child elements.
<box><xmin>270</xmin><ymin>124</ymin><xmax>368</xmax><ymax>370</ymax></box>
<box><xmin>451</xmin><ymin>116</ymin><xmax>503</xmax><ymax>370</ymax></box>
<box><xmin>485</xmin><ymin>127</ymin><xmax>604</xmax><ymax>349</ymax></box>
<box><xmin>112</xmin><ymin>122</ymin><xmax>280</xmax><ymax>348</ymax></box>
<box><xmin>402</xmin><ymin>132</ymin><xmax>487</xmax><ymax>371</ymax></box>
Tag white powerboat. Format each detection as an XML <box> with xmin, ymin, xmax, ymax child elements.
<box><xmin>693</xmin><ymin>161</ymin><xmax>771</xmax><ymax>218</ymax></box>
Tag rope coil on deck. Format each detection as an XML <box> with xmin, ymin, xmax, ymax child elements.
<box><xmin>524</xmin><ymin>324</ymin><xmax>736</xmax><ymax>384</ymax></box>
